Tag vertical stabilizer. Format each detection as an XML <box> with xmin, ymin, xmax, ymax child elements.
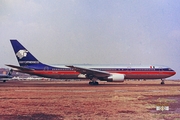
<box><xmin>10</xmin><ymin>40</ymin><xmax>41</xmax><ymax>66</ymax></box>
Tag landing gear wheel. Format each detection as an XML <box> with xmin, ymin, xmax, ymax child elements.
<box><xmin>3</xmin><ymin>80</ymin><xmax>6</xmax><ymax>83</ymax></box>
<box><xmin>93</xmin><ymin>81</ymin><xmax>99</xmax><ymax>85</ymax></box>
<box><xmin>161</xmin><ymin>80</ymin><xmax>165</xmax><ymax>85</ymax></box>
<box><xmin>89</xmin><ymin>81</ymin><xmax>99</xmax><ymax>85</ymax></box>
<box><xmin>89</xmin><ymin>81</ymin><xmax>92</xmax><ymax>85</ymax></box>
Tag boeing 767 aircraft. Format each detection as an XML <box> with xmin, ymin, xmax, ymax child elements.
<box><xmin>6</xmin><ymin>40</ymin><xmax>176</xmax><ymax>85</ymax></box>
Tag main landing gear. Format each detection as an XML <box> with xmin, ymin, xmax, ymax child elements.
<box><xmin>88</xmin><ymin>77</ymin><xmax>99</xmax><ymax>85</ymax></box>
<box><xmin>161</xmin><ymin>79</ymin><xmax>165</xmax><ymax>85</ymax></box>
<box><xmin>89</xmin><ymin>81</ymin><xmax>99</xmax><ymax>85</ymax></box>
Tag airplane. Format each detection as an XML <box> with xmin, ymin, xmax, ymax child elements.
<box><xmin>0</xmin><ymin>69</ymin><xmax>13</xmax><ymax>82</ymax></box>
<box><xmin>6</xmin><ymin>40</ymin><xmax>176</xmax><ymax>85</ymax></box>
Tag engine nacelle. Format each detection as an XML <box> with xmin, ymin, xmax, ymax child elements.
<box><xmin>107</xmin><ymin>73</ymin><xmax>124</xmax><ymax>82</ymax></box>
<box><xmin>78</xmin><ymin>74</ymin><xmax>87</xmax><ymax>78</ymax></box>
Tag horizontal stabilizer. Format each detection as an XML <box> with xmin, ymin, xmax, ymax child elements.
<box><xmin>6</xmin><ymin>64</ymin><xmax>33</xmax><ymax>71</ymax></box>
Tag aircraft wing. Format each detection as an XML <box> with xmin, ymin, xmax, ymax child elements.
<box><xmin>6</xmin><ymin>64</ymin><xmax>33</xmax><ymax>71</ymax></box>
<box><xmin>66</xmin><ymin>65</ymin><xmax>110</xmax><ymax>78</ymax></box>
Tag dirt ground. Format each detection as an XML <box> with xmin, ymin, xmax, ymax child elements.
<box><xmin>0</xmin><ymin>80</ymin><xmax>180</xmax><ymax>120</ymax></box>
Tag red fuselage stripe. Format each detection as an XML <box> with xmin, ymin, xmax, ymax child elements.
<box><xmin>29</xmin><ymin>70</ymin><xmax>175</xmax><ymax>75</ymax></box>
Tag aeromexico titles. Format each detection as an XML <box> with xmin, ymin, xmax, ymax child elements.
<box><xmin>6</xmin><ymin>40</ymin><xmax>176</xmax><ymax>85</ymax></box>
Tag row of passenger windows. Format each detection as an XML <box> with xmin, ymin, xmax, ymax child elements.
<box><xmin>49</xmin><ymin>68</ymin><xmax>167</xmax><ymax>71</ymax></box>
<box><xmin>95</xmin><ymin>69</ymin><xmax>165</xmax><ymax>71</ymax></box>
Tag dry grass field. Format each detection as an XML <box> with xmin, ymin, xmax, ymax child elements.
<box><xmin>0</xmin><ymin>80</ymin><xmax>180</xmax><ymax>120</ymax></box>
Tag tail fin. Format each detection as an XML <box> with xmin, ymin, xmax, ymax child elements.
<box><xmin>10</xmin><ymin>40</ymin><xmax>41</xmax><ymax>66</ymax></box>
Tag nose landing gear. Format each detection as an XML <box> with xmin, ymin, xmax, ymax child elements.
<box><xmin>161</xmin><ymin>79</ymin><xmax>165</xmax><ymax>85</ymax></box>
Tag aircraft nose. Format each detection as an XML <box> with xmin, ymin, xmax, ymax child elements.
<box><xmin>173</xmin><ymin>70</ymin><xmax>176</xmax><ymax>75</ymax></box>
<box><xmin>171</xmin><ymin>69</ymin><xmax>176</xmax><ymax>76</ymax></box>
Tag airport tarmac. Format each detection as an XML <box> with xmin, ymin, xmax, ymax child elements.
<box><xmin>0</xmin><ymin>80</ymin><xmax>180</xmax><ymax>120</ymax></box>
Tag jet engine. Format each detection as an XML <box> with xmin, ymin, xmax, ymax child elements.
<box><xmin>78</xmin><ymin>74</ymin><xmax>87</xmax><ymax>78</ymax></box>
<box><xmin>107</xmin><ymin>73</ymin><xmax>125</xmax><ymax>82</ymax></box>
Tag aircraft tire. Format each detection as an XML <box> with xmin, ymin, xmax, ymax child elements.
<box><xmin>95</xmin><ymin>82</ymin><xmax>99</xmax><ymax>85</ymax></box>
<box><xmin>89</xmin><ymin>82</ymin><xmax>92</xmax><ymax>85</ymax></box>
<box><xmin>161</xmin><ymin>81</ymin><xmax>165</xmax><ymax>85</ymax></box>
<box><xmin>89</xmin><ymin>81</ymin><xmax>99</xmax><ymax>85</ymax></box>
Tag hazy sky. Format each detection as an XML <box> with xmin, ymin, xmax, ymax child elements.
<box><xmin>0</xmin><ymin>0</ymin><xmax>180</xmax><ymax>79</ymax></box>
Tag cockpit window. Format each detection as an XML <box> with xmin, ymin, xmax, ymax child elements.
<box><xmin>168</xmin><ymin>68</ymin><xmax>172</xmax><ymax>71</ymax></box>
